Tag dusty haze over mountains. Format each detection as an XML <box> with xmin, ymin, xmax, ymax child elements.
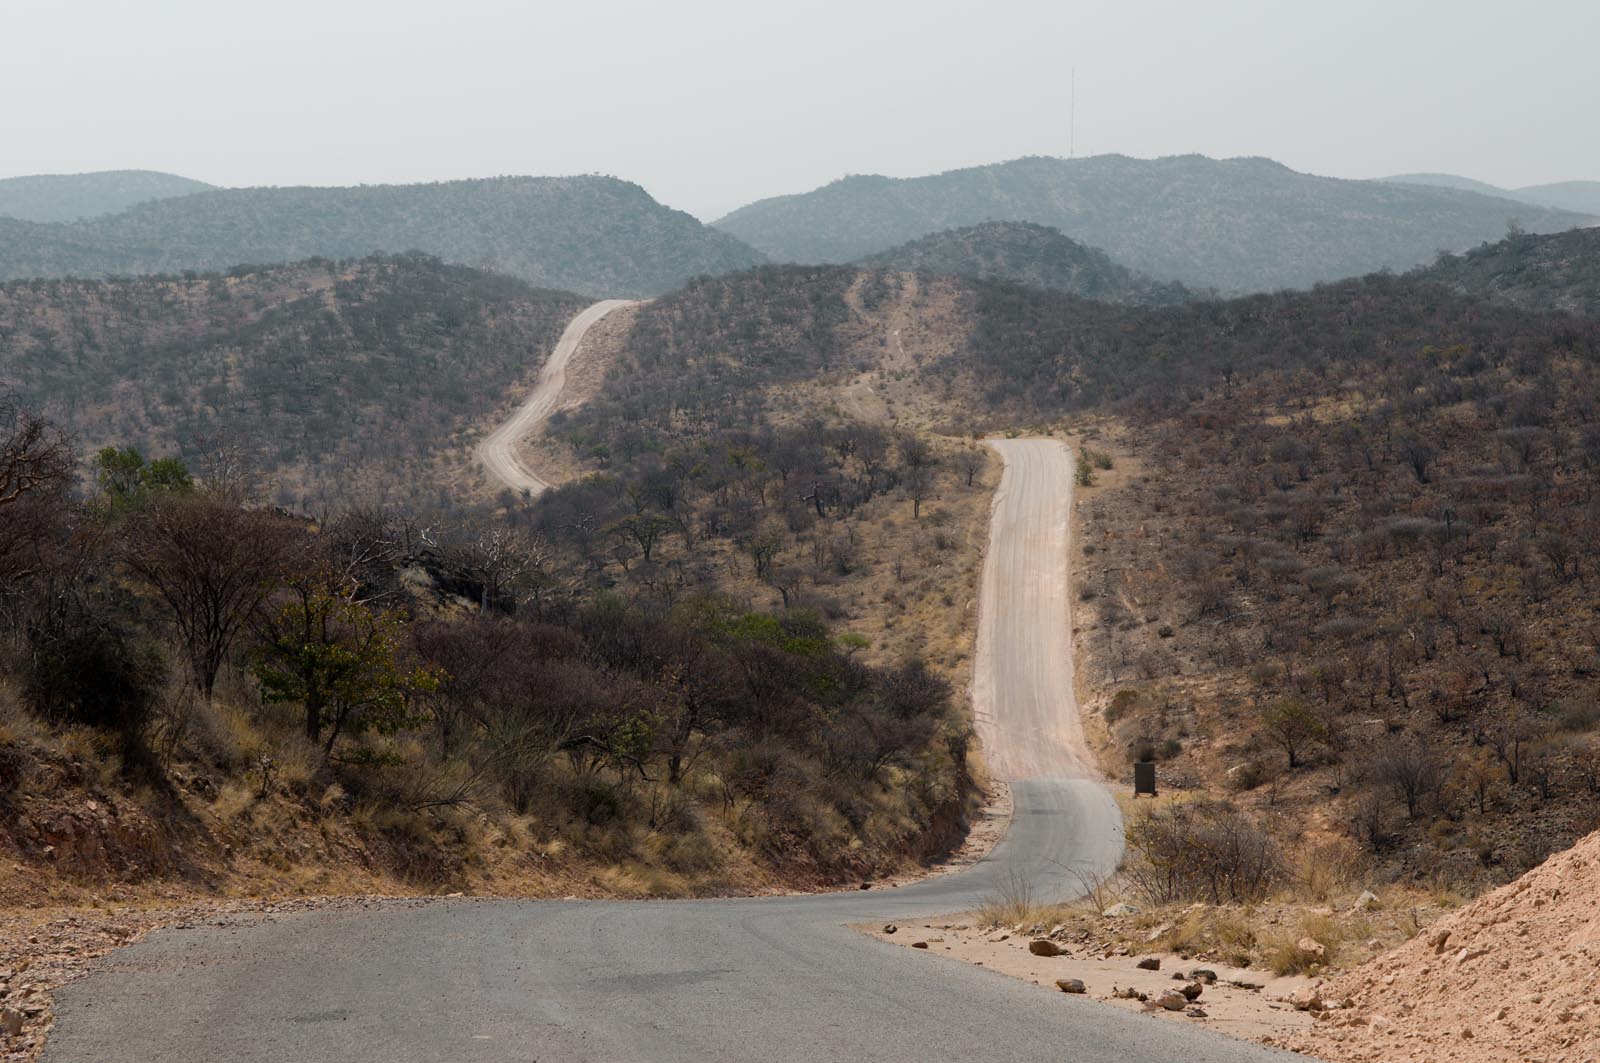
<box><xmin>5</xmin><ymin>0</ymin><xmax>1598</xmax><ymax>219</ymax></box>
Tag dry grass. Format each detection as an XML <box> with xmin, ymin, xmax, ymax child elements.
<box><xmin>1264</xmin><ymin>911</ymin><xmax>1346</xmax><ymax>975</ymax></box>
<box><xmin>977</xmin><ymin>867</ymin><xmax>1053</xmax><ymax>928</ymax></box>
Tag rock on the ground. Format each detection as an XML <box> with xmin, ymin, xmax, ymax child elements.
<box><xmin>1</xmin><ymin>1007</ymin><xmax>23</xmax><ymax>1037</ymax></box>
<box><xmin>1156</xmin><ymin>989</ymin><xmax>1189</xmax><ymax>1011</ymax></box>
<box><xmin>1055</xmin><ymin>979</ymin><xmax>1087</xmax><ymax>994</ymax></box>
<box><xmin>1289</xmin><ymin>986</ymin><xmax>1324</xmax><ymax>1012</ymax></box>
<box><xmin>1028</xmin><ymin>939</ymin><xmax>1062</xmax><ymax>957</ymax></box>
<box><xmin>1136</xmin><ymin>956</ymin><xmax>1161</xmax><ymax>971</ymax></box>
<box><xmin>1352</xmin><ymin>890</ymin><xmax>1380</xmax><ymax>911</ymax></box>
<box><xmin>1102</xmin><ymin>902</ymin><xmax>1140</xmax><ymax>917</ymax></box>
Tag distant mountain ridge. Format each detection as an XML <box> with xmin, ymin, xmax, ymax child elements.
<box><xmin>0</xmin><ymin>169</ymin><xmax>215</xmax><ymax>222</ymax></box>
<box><xmin>0</xmin><ymin>176</ymin><xmax>766</xmax><ymax>297</ymax></box>
<box><xmin>858</xmin><ymin>221</ymin><xmax>1192</xmax><ymax>305</ymax></box>
<box><xmin>1385</xmin><ymin>172</ymin><xmax>1600</xmax><ymax>216</ymax></box>
<box><xmin>715</xmin><ymin>154</ymin><xmax>1594</xmax><ymax>293</ymax></box>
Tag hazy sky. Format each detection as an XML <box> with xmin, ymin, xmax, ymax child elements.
<box><xmin>5</xmin><ymin>0</ymin><xmax>1597</xmax><ymax>219</ymax></box>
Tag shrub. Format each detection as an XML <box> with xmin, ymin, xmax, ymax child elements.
<box><xmin>1125</xmin><ymin>800</ymin><xmax>1283</xmax><ymax>905</ymax></box>
<box><xmin>25</xmin><ymin>618</ymin><xmax>165</xmax><ymax>752</ymax></box>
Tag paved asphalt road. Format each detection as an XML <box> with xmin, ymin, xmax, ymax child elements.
<box><xmin>42</xmin><ymin>312</ymin><xmax>1304</xmax><ymax>1062</ymax></box>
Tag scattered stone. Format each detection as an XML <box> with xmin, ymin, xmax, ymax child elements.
<box><xmin>1186</xmin><ymin>1007</ymin><xmax>1208</xmax><ymax>1018</ymax></box>
<box><xmin>1102</xmin><ymin>903</ymin><xmax>1139</xmax><ymax>918</ymax></box>
<box><xmin>882</xmin><ymin>924</ymin><xmax>897</xmax><ymax>935</ymax></box>
<box><xmin>1</xmin><ymin>1007</ymin><xmax>22</xmax><ymax>1037</ymax></box>
<box><xmin>1180</xmin><ymin>982</ymin><xmax>1204</xmax><ymax>1001</ymax></box>
<box><xmin>1352</xmin><ymin>889</ymin><xmax>1381</xmax><ymax>911</ymax></box>
<box><xmin>1028</xmin><ymin>939</ymin><xmax>1063</xmax><ymax>957</ymax></box>
<box><xmin>1289</xmin><ymin>986</ymin><xmax>1325</xmax><ymax>1012</ymax></box>
<box><xmin>1056</xmin><ymin>979</ymin><xmax>1087</xmax><ymax>994</ymax></box>
<box><xmin>1297</xmin><ymin>937</ymin><xmax>1327</xmax><ymax>961</ymax></box>
<box><xmin>1157</xmin><ymin>989</ymin><xmax>1189</xmax><ymax>1011</ymax></box>
<box><xmin>911</xmin><ymin>941</ymin><xmax>929</xmax><ymax>949</ymax></box>
<box><xmin>1190</xmin><ymin>968</ymin><xmax>1218</xmax><ymax>985</ymax></box>
<box><xmin>1136</xmin><ymin>956</ymin><xmax>1161</xmax><ymax>971</ymax></box>
<box><xmin>1144</xmin><ymin>924</ymin><xmax>1172</xmax><ymax>943</ymax></box>
<box><xmin>1112</xmin><ymin>986</ymin><xmax>1148</xmax><ymax>1001</ymax></box>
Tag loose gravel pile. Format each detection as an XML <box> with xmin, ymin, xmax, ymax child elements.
<box><xmin>1290</xmin><ymin>829</ymin><xmax>1600</xmax><ymax>1063</ymax></box>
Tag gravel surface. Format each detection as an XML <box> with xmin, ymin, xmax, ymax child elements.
<box><xmin>1287</xmin><ymin>828</ymin><xmax>1600</xmax><ymax>1062</ymax></box>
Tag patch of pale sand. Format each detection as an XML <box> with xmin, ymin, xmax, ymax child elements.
<box><xmin>858</xmin><ymin>921</ymin><xmax>1316</xmax><ymax>1048</ymax></box>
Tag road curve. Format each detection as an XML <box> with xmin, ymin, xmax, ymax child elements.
<box><xmin>41</xmin><ymin>436</ymin><xmax>1302</xmax><ymax>1062</ymax></box>
<box><xmin>477</xmin><ymin>298</ymin><xmax>635</xmax><ymax>495</ymax></box>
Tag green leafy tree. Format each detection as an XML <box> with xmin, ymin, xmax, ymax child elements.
<box><xmin>252</xmin><ymin>571</ymin><xmax>441</xmax><ymax>756</ymax></box>
<box><xmin>95</xmin><ymin>446</ymin><xmax>192</xmax><ymax>507</ymax></box>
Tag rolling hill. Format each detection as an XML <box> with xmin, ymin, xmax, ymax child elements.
<box><xmin>0</xmin><ymin>254</ymin><xmax>587</xmax><ymax>507</ymax></box>
<box><xmin>714</xmin><ymin>154</ymin><xmax>1593</xmax><ymax>293</ymax></box>
<box><xmin>0</xmin><ymin>169</ymin><xmax>215</xmax><ymax>222</ymax></box>
<box><xmin>1385</xmin><ymin>172</ymin><xmax>1600</xmax><ymax>216</ymax></box>
<box><xmin>1417</xmin><ymin>225</ymin><xmax>1600</xmax><ymax>314</ymax></box>
<box><xmin>857</xmin><ymin>222</ymin><xmax>1193</xmax><ymax>305</ymax></box>
<box><xmin>0</xmin><ymin>176</ymin><xmax>766</xmax><ymax>297</ymax></box>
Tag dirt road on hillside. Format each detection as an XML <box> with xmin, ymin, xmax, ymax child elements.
<box><xmin>41</xmin><ymin>299</ymin><xmax>1295</xmax><ymax>1059</ymax></box>
<box><xmin>476</xmin><ymin>298</ymin><xmax>634</xmax><ymax>495</ymax></box>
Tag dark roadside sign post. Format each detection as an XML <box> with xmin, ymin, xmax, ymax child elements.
<box><xmin>1133</xmin><ymin>761</ymin><xmax>1157</xmax><ymax>797</ymax></box>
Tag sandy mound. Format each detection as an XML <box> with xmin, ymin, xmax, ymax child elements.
<box><xmin>1288</xmin><ymin>830</ymin><xmax>1600</xmax><ymax>1063</ymax></box>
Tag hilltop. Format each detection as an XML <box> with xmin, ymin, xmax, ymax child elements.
<box><xmin>0</xmin><ymin>169</ymin><xmax>214</xmax><ymax>222</ymax></box>
<box><xmin>0</xmin><ymin>176</ymin><xmax>765</xmax><ymax>297</ymax></box>
<box><xmin>714</xmin><ymin>154</ymin><xmax>1591</xmax><ymax>292</ymax></box>
<box><xmin>1418</xmin><ymin>226</ymin><xmax>1600</xmax><ymax>314</ymax></box>
<box><xmin>857</xmin><ymin>222</ymin><xmax>1193</xmax><ymax>305</ymax></box>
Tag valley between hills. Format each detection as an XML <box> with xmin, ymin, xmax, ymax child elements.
<box><xmin>3</xmin><ymin>155</ymin><xmax>1600</xmax><ymax>1063</ymax></box>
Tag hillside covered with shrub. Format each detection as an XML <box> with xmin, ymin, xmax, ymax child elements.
<box><xmin>0</xmin><ymin>254</ymin><xmax>587</xmax><ymax>509</ymax></box>
<box><xmin>1417</xmin><ymin>225</ymin><xmax>1600</xmax><ymax>315</ymax></box>
<box><xmin>0</xmin><ymin>414</ymin><xmax>970</xmax><ymax>905</ymax></box>
<box><xmin>858</xmin><ymin>222</ymin><xmax>1192</xmax><ymax>305</ymax></box>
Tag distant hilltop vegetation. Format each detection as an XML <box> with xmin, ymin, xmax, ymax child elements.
<box><xmin>715</xmin><ymin>154</ymin><xmax>1594</xmax><ymax>293</ymax></box>
<box><xmin>858</xmin><ymin>221</ymin><xmax>1194</xmax><ymax>305</ymax></box>
<box><xmin>0</xmin><ymin>169</ymin><xmax>215</xmax><ymax>223</ymax></box>
<box><xmin>0</xmin><ymin>175</ymin><xmax>767</xmax><ymax>297</ymax></box>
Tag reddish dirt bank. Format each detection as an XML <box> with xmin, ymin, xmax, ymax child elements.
<box><xmin>1288</xmin><ymin>827</ymin><xmax>1600</xmax><ymax>1063</ymax></box>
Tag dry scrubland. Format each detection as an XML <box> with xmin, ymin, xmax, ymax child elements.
<box><xmin>8</xmin><ymin>223</ymin><xmax>1600</xmax><ymax>1060</ymax></box>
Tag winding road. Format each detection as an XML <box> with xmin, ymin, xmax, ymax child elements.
<box><xmin>476</xmin><ymin>298</ymin><xmax>634</xmax><ymax>496</ymax></box>
<box><xmin>41</xmin><ymin>306</ymin><xmax>1301</xmax><ymax>1062</ymax></box>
